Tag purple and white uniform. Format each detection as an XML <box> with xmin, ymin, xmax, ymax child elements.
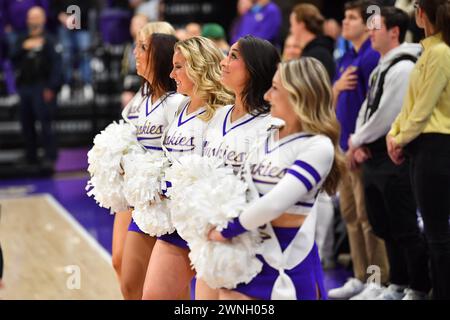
<box><xmin>122</xmin><ymin>89</ymin><xmax>185</xmax><ymax>233</ymax></box>
<box><xmin>159</xmin><ymin>99</ymin><xmax>211</xmax><ymax>247</ymax></box>
<box><xmin>202</xmin><ymin>104</ymin><xmax>272</xmax><ymax>171</ymax></box>
<box><xmin>221</xmin><ymin>128</ymin><xmax>335</xmax><ymax>300</ymax></box>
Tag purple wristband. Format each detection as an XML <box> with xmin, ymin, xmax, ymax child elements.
<box><xmin>220</xmin><ymin>217</ymin><xmax>248</xmax><ymax>239</ymax></box>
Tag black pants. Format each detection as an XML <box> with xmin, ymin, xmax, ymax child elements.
<box><xmin>362</xmin><ymin>146</ymin><xmax>430</xmax><ymax>292</ymax></box>
<box><xmin>18</xmin><ymin>84</ymin><xmax>57</xmax><ymax>162</ymax></box>
<box><xmin>406</xmin><ymin>133</ymin><xmax>450</xmax><ymax>300</ymax></box>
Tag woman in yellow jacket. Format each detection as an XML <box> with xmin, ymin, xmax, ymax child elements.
<box><xmin>387</xmin><ymin>0</ymin><xmax>450</xmax><ymax>300</ymax></box>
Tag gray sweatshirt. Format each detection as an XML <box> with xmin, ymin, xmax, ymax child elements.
<box><xmin>351</xmin><ymin>42</ymin><xmax>422</xmax><ymax>148</ymax></box>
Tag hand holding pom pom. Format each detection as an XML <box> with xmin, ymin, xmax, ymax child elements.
<box><xmin>165</xmin><ymin>154</ymin><xmax>263</xmax><ymax>289</ymax></box>
<box><xmin>208</xmin><ymin>229</ymin><xmax>228</xmax><ymax>243</ymax></box>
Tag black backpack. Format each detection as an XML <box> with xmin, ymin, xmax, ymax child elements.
<box><xmin>364</xmin><ymin>54</ymin><xmax>418</xmax><ymax>122</ymax></box>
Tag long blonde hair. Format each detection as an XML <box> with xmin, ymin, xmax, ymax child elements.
<box><xmin>174</xmin><ymin>36</ymin><xmax>234</xmax><ymax>121</ymax></box>
<box><xmin>139</xmin><ymin>21</ymin><xmax>176</xmax><ymax>38</ymax></box>
<box><xmin>278</xmin><ymin>57</ymin><xmax>345</xmax><ymax>194</ymax></box>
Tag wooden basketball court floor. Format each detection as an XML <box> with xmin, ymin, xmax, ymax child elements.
<box><xmin>0</xmin><ymin>194</ymin><xmax>122</xmax><ymax>299</ymax></box>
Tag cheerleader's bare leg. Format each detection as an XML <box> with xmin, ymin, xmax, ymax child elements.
<box><xmin>120</xmin><ymin>229</ymin><xmax>156</xmax><ymax>299</ymax></box>
<box><xmin>141</xmin><ymin>239</ymin><xmax>194</xmax><ymax>300</ymax></box>
<box><xmin>112</xmin><ymin>210</ymin><xmax>132</xmax><ymax>280</ymax></box>
<box><xmin>195</xmin><ymin>278</ymin><xmax>220</xmax><ymax>300</ymax></box>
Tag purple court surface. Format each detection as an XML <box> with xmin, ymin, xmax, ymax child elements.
<box><xmin>0</xmin><ymin>147</ymin><xmax>352</xmax><ymax>295</ymax></box>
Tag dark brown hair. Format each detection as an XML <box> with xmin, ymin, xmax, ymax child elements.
<box><xmin>238</xmin><ymin>35</ymin><xmax>281</xmax><ymax>116</ymax></box>
<box><xmin>142</xmin><ymin>33</ymin><xmax>178</xmax><ymax>96</ymax></box>
<box><xmin>345</xmin><ymin>0</ymin><xmax>382</xmax><ymax>24</ymax></box>
<box><xmin>418</xmin><ymin>0</ymin><xmax>450</xmax><ymax>46</ymax></box>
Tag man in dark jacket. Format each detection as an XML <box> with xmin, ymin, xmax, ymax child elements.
<box><xmin>289</xmin><ymin>3</ymin><xmax>336</xmax><ymax>80</ymax></box>
<box><xmin>11</xmin><ymin>6</ymin><xmax>61</xmax><ymax>168</ymax></box>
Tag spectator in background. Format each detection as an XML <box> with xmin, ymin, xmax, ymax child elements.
<box><xmin>175</xmin><ymin>28</ymin><xmax>188</xmax><ymax>41</ymax></box>
<box><xmin>324</xmin><ymin>18</ymin><xmax>353</xmax><ymax>62</ymax></box>
<box><xmin>185</xmin><ymin>22</ymin><xmax>202</xmax><ymax>38</ymax></box>
<box><xmin>387</xmin><ymin>0</ymin><xmax>450</xmax><ymax>300</ymax></box>
<box><xmin>349</xmin><ymin>6</ymin><xmax>430</xmax><ymax>300</ymax></box>
<box><xmin>11</xmin><ymin>6</ymin><xmax>61</xmax><ymax>170</ymax></box>
<box><xmin>120</xmin><ymin>13</ymin><xmax>149</xmax><ymax>108</ymax></box>
<box><xmin>129</xmin><ymin>0</ymin><xmax>161</xmax><ymax>22</ymax></box>
<box><xmin>231</xmin><ymin>0</ymin><xmax>282</xmax><ymax>47</ymax></box>
<box><xmin>230</xmin><ymin>0</ymin><xmax>253</xmax><ymax>43</ymax></box>
<box><xmin>1</xmin><ymin>0</ymin><xmax>50</xmax><ymax>53</ymax></box>
<box><xmin>201</xmin><ymin>23</ymin><xmax>230</xmax><ymax>55</ymax></box>
<box><xmin>327</xmin><ymin>0</ymin><xmax>390</xmax><ymax>300</ymax></box>
<box><xmin>282</xmin><ymin>33</ymin><xmax>302</xmax><ymax>61</ymax></box>
<box><xmin>55</xmin><ymin>0</ymin><xmax>95</xmax><ymax>102</ymax></box>
<box><xmin>290</xmin><ymin>3</ymin><xmax>336</xmax><ymax>80</ymax></box>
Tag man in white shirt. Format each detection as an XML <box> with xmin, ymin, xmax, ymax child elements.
<box><xmin>346</xmin><ymin>6</ymin><xmax>430</xmax><ymax>300</ymax></box>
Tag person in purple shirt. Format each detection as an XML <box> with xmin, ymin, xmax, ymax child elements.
<box><xmin>231</xmin><ymin>0</ymin><xmax>282</xmax><ymax>47</ymax></box>
<box><xmin>327</xmin><ymin>0</ymin><xmax>390</xmax><ymax>301</ymax></box>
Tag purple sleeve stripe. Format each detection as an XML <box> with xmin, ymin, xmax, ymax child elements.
<box><xmin>220</xmin><ymin>217</ymin><xmax>248</xmax><ymax>239</ymax></box>
<box><xmin>293</xmin><ymin>160</ymin><xmax>321</xmax><ymax>184</ymax></box>
<box><xmin>144</xmin><ymin>146</ymin><xmax>164</xmax><ymax>151</ymax></box>
<box><xmin>287</xmin><ymin>169</ymin><xmax>313</xmax><ymax>191</ymax></box>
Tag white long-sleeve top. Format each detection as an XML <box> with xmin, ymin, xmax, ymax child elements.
<box><xmin>221</xmin><ymin>129</ymin><xmax>334</xmax><ymax>237</ymax></box>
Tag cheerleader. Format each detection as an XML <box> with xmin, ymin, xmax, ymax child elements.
<box><xmin>141</xmin><ymin>36</ymin><xmax>234</xmax><ymax>300</ymax></box>
<box><xmin>196</xmin><ymin>35</ymin><xmax>280</xmax><ymax>299</ymax></box>
<box><xmin>113</xmin><ymin>23</ymin><xmax>185</xmax><ymax>300</ymax></box>
<box><xmin>209</xmin><ymin>57</ymin><xmax>345</xmax><ymax>300</ymax></box>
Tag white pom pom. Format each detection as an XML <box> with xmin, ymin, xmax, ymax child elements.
<box><xmin>122</xmin><ymin>152</ymin><xmax>169</xmax><ymax>207</ymax></box>
<box><xmin>164</xmin><ymin>154</ymin><xmax>262</xmax><ymax>288</ymax></box>
<box><xmin>188</xmin><ymin>233</ymin><xmax>263</xmax><ymax>289</ymax></box>
<box><xmin>122</xmin><ymin>151</ymin><xmax>173</xmax><ymax>235</ymax></box>
<box><xmin>131</xmin><ymin>200</ymin><xmax>175</xmax><ymax>236</ymax></box>
<box><xmin>86</xmin><ymin>120</ymin><xmax>142</xmax><ymax>213</ymax></box>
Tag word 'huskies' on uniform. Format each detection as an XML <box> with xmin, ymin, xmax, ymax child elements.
<box><xmin>122</xmin><ymin>89</ymin><xmax>185</xmax><ymax>152</ymax></box>
<box><xmin>203</xmin><ymin>104</ymin><xmax>272</xmax><ymax>171</ymax></box>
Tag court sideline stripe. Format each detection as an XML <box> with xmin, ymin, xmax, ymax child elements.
<box><xmin>43</xmin><ymin>193</ymin><xmax>112</xmax><ymax>265</ymax></box>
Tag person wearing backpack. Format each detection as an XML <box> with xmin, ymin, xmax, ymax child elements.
<box><xmin>347</xmin><ymin>6</ymin><xmax>430</xmax><ymax>300</ymax></box>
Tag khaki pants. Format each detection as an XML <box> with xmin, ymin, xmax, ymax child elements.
<box><xmin>339</xmin><ymin>168</ymin><xmax>389</xmax><ymax>283</ymax></box>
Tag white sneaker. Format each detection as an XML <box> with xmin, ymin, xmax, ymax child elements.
<box><xmin>83</xmin><ymin>84</ymin><xmax>94</xmax><ymax>101</ymax></box>
<box><xmin>402</xmin><ymin>288</ymin><xmax>429</xmax><ymax>300</ymax></box>
<box><xmin>60</xmin><ymin>84</ymin><xmax>71</xmax><ymax>101</ymax></box>
<box><xmin>350</xmin><ymin>282</ymin><xmax>385</xmax><ymax>300</ymax></box>
<box><xmin>376</xmin><ymin>284</ymin><xmax>406</xmax><ymax>300</ymax></box>
<box><xmin>328</xmin><ymin>278</ymin><xmax>365</xmax><ymax>300</ymax></box>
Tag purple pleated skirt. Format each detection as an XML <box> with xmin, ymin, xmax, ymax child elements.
<box><xmin>234</xmin><ymin>226</ymin><xmax>327</xmax><ymax>300</ymax></box>
<box><xmin>128</xmin><ymin>218</ymin><xmax>145</xmax><ymax>233</ymax></box>
<box><xmin>128</xmin><ymin>220</ymin><xmax>189</xmax><ymax>250</ymax></box>
<box><xmin>158</xmin><ymin>231</ymin><xmax>189</xmax><ymax>249</ymax></box>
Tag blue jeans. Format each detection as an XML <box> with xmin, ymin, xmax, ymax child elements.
<box><xmin>58</xmin><ymin>27</ymin><xmax>92</xmax><ymax>85</ymax></box>
<box><xmin>18</xmin><ymin>84</ymin><xmax>57</xmax><ymax>161</ymax></box>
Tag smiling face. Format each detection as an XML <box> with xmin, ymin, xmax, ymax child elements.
<box><xmin>264</xmin><ymin>69</ymin><xmax>297</xmax><ymax>122</ymax></box>
<box><xmin>134</xmin><ymin>32</ymin><xmax>152</xmax><ymax>80</ymax></box>
<box><xmin>220</xmin><ymin>42</ymin><xmax>248</xmax><ymax>94</ymax></box>
<box><xmin>170</xmin><ymin>49</ymin><xmax>195</xmax><ymax>95</ymax></box>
